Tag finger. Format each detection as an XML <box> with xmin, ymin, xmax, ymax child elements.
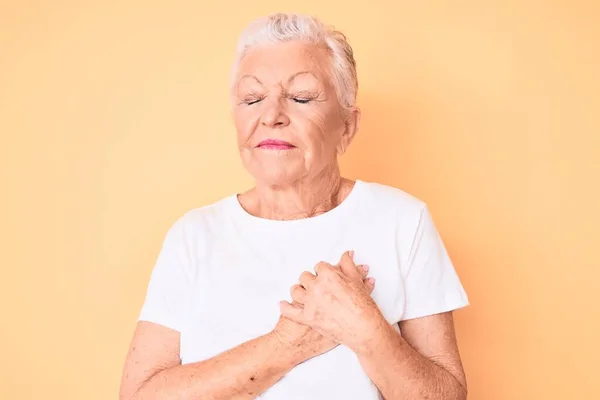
<box><xmin>338</xmin><ymin>250</ymin><xmax>358</xmax><ymax>277</ymax></box>
<box><xmin>313</xmin><ymin>261</ymin><xmax>333</xmax><ymax>276</ymax></box>
<box><xmin>279</xmin><ymin>301</ymin><xmax>306</xmax><ymax>324</ymax></box>
<box><xmin>299</xmin><ymin>271</ymin><xmax>316</xmax><ymax>289</ymax></box>
<box><xmin>290</xmin><ymin>284</ymin><xmax>307</xmax><ymax>305</ymax></box>
<box><xmin>357</xmin><ymin>264</ymin><xmax>370</xmax><ymax>279</ymax></box>
<box><xmin>291</xmin><ymin>300</ymin><xmax>304</xmax><ymax>308</ymax></box>
<box><xmin>363</xmin><ymin>277</ymin><xmax>376</xmax><ymax>294</ymax></box>
<box><xmin>338</xmin><ymin>250</ymin><xmax>355</xmax><ymax>266</ymax></box>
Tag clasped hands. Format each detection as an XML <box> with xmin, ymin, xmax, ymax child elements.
<box><xmin>271</xmin><ymin>250</ymin><xmax>387</xmax><ymax>359</ymax></box>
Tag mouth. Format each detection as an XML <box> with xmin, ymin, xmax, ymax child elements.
<box><xmin>256</xmin><ymin>139</ymin><xmax>296</xmax><ymax>150</ymax></box>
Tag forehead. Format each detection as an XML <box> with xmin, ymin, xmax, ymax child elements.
<box><xmin>236</xmin><ymin>41</ymin><xmax>332</xmax><ymax>86</ymax></box>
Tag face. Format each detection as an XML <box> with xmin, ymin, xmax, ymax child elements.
<box><xmin>231</xmin><ymin>41</ymin><xmax>359</xmax><ymax>186</ymax></box>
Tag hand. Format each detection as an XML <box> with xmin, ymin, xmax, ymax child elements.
<box><xmin>271</xmin><ymin>259</ymin><xmax>375</xmax><ymax>363</ymax></box>
<box><xmin>270</xmin><ymin>310</ymin><xmax>336</xmax><ymax>364</ymax></box>
<box><xmin>280</xmin><ymin>251</ymin><xmax>385</xmax><ymax>353</ymax></box>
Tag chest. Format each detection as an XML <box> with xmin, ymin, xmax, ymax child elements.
<box><xmin>180</xmin><ymin>224</ymin><xmax>405</xmax><ymax>365</ymax></box>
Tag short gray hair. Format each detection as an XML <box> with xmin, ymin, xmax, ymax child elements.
<box><xmin>231</xmin><ymin>13</ymin><xmax>358</xmax><ymax>111</ymax></box>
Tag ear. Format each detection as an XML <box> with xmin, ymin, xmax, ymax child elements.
<box><xmin>336</xmin><ymin>107</ymin><xmax>361</xmax><ymax>156</ymax></box>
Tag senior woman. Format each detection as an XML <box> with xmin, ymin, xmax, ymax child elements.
<box><xmin>119</xmin><ymin>12</ymin><xmax>469</xmax><ymax>400</ymax></box>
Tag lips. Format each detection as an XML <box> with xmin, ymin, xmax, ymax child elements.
<box><xmin>257</xmin><ymin>139</ymin><xmax>295</xmax><ymax>150</ymax></box>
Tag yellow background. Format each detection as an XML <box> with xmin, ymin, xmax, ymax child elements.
<box><xmin>1</xmin><ymin>1</ymin><xmax>599</xmax><ymax>399</ymax></box>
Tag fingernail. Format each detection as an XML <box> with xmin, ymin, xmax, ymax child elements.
<box><xmin>368</xmin><ymin>277</ymin><xmax>376</xmax><ymax>285</ymax></box>
<box><xmin>348</xmin><ymin>250</ymin><xmax>355</xmax><ymax>259</ymax></box>
<box><xmin>361</xmin><ymin>264</ymin><xmax>370</xmax><ymax>272</ymax></box>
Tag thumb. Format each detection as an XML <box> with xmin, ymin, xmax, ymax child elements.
<box><xmin>280</xmin><ymin>301</ymin><xmax>306</xmax><ymax>324</ymax></box>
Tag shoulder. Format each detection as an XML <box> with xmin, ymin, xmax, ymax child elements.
<box><xmin>356</xmin><ymin>180</ymin><xmax>435</xmax><ymax>242</ymax></box>
<box><xmin>161</xmin><ymin>195</ymin><xmax>234</xmax><ymax>243</ymax></box>
<box><xmin>358</xmin><ymin>180</ymin><xmax>427</xmax><ymax>216</ymax></box>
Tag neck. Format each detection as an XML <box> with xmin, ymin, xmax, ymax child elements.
<box><xmin>247</xmin><ymin>164</ymin><xmax>347</xmax><ymax>221</ymax></box>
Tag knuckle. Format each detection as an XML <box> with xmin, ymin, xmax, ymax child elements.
<box><xmin>316</xmin><ymin>262</ymin><xmax>333</xmax><ymax>275</ymax></box>
<box><xmin>313</xmin><ymin>281</ymin><xmax>329</xmax><ymax>296</ymax></box>
<box><xmin>315</xmin><ymin>261</ymin><xmax>329</xmax><ymax>272</ymax></box>
<box><xmin>300</xmin><ymin>271</ymin><xmax>313</xmax><ymax>282</ymax></box>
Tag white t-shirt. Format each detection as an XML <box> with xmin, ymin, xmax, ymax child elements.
<box><xmin>138</xmin><ymin>179</ymin><xmax>469</xmax><ymax>399</ymax></box>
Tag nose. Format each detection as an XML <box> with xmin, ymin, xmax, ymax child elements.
<box><xmin>260</xmin><ymin>97</ymin><xmax>290</xmax><ymax>128</ymax></box>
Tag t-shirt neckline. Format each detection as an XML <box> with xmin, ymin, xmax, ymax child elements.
<box><xmin>227</xmin><ymin>179</ymin><xmax>365</xmax><ymax>230</ymax></box>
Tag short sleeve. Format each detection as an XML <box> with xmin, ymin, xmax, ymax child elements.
<box><xmin>401</xmin><ymin>205</ymin><xmax>469</xmax><ymax>321</ymax></box>
<box><xmin>137</xmin><ymin>219</ymin><xmax>193</xmax><ymax>332</ymax></box>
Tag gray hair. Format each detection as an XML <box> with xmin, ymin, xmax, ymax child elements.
<box><xmin>230</xmin><ymin>13</ymin><xmax>358</xmax><ymax>111</ymax></box>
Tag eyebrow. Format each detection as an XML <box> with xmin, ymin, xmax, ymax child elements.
<box><xmin>238</xmin><ymin>75</ymin><xmax>262</xmax><ymax>85</ymax></box>
<box><xmin>236</xmin><ymin>71</ymin><xmax>320</xmax><ymax>91</ymax></box>
<box><xmin>286</xmin><ymin>71</ymin><xmax>319</xmax><ymax>84</ymax></box>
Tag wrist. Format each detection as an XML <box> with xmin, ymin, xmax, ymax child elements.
<box><xmin>348</xmin><ymin>311</ymin><xmax>395</xmax><ymax>357</ymax></box>
<box><xmin>265</xmin><ymin>330</ymin><xmax>306</xmax><ymax>369</ymax></box>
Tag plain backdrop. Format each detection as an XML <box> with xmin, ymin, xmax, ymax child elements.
<box><xmin>1</xmin><ymin>1</ymin><xmax>599</xmax><ymax>399</ymax></box>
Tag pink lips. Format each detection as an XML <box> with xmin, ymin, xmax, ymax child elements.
<box><xmin>257</xmin><ymin>139</ymin><xmax>295</xmax><ymax>150</ymax></box>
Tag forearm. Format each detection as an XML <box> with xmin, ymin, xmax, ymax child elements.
<box><xmin>355</xmin><ymin>323</ymin><xmax>467</xmax><ymax>400</ymax></box>
<box><xmin>131</xmin><ymin>332</ymin><xmax>300</xmax><ymax>400</ymax></box>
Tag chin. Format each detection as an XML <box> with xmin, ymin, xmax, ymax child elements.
<box><xmin>243</xmin><ymin>156</ymin><xmax>306</xmax><ymax>186</ymax></box>
<box><xmin>250</xmin><ymin>167</ymin><xmax>304</xmax><ymax>187</ymax></box>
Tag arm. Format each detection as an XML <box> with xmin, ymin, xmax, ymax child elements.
<box><xmin>122</xmin><ymin>217</ymin><xmax>309</xmax><ymax>399</ymax></box>
<box><xmin>124</xmin><ymin>227</ymin><xmax>374</xmax><ymax>399</ymax></box>
<box><xmin>282</xmin><ymin>251</ymin><xmax>468</xmax><ymax>400</ymax></box>
<box><xmin>121</xmin><ymin>263</ymin><xmax>375</xmax><ymax>400</ymax></box>
<box><xmin>354</xmin><ymin>311</ymin><xmax>467</xmax><ymax>400</ymax></box>
<box><xmin>353</xmin><ymin>204</ymin><xmax>468</xmax><ymax>399</ymax></box>
<box><xmin>119</xmin><ymin>320</ymin><xmax>315</xmax><ymax>400</ymax></box>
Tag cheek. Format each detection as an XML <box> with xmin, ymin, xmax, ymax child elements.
<box><xmin>233</xmin><ymin>109</ymin><xmax>258</xmax><ymax>145</ymax></box>
<box><xmin>302</xmin><ymin>108</ymin><xmax>343</xmax><ymax>153</ymax></box>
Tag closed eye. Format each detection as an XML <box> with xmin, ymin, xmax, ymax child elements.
<box><xmin>246</xmin><ymin>98</ymin><xmax>263</xmax><ymax>105</ymax></box>
<box><xmin>292</xmin><ymin>98</ymin><xmax>311</xmax><ymax>104</ymax></box>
